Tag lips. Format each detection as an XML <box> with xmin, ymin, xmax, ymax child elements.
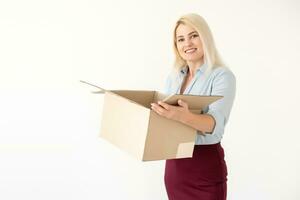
<box><xmin>184</xmin><ymin>48</ymin><xmax>197</xmax><ymax>53</ymax></box>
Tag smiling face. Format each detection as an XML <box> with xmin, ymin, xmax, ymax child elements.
<box><xmin>175</xmin><ymin>23</ymin><xmax>204</xmax><ymax>64</ymax></box>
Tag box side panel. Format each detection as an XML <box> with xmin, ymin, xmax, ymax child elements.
<box><xmin>142</xmin><ymin>111</ymin><xmax>196</xmax><ymax>161</ymax></box>
<box><xmin>100</xmin><ymin>92</ymin><xmax>150</xmax><ymax>160</ymax></box>
<box><xmin>111</xmin><ymin>90</ymin><xmax>155</xmax><ymax>108</ymax></box>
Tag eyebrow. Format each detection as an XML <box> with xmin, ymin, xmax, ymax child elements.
<box><xmin>177</xmin><ymin>31</ymin><xmax>198</xmax><ymax>38</ymax></box>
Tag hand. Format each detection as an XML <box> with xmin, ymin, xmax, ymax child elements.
<box><xmin>150</xmin><ymin>99</ymin><xmax>190</xmax><ymax>122</ymax></box>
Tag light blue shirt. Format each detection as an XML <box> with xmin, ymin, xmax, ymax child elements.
<box><xmin>163</xmin><ymin>63</ymin><xmax>236</xmax><ymax>145</ymax></box>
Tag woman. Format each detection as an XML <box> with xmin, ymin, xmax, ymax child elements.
<box><xmin>151</xmin><ymin>13</ymin><xmax>236</xmax><ymax>200</ymax></box>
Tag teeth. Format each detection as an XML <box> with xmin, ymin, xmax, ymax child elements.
<box><xmin>185</xmin><ymin>48</ymin><xmax>196</xmax><ymax>53</ymax></box>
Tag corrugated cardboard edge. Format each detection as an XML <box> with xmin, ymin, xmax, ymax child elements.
<box><xmin>141</xmin><ymin>92</ymin><xmax>156</xmax><ymax>161</ymax></box>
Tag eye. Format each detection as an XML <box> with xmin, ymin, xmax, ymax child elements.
<box><xmin>191</xmin><ymin>34</ymin><xmax>199</xmax><ymax>38</ymax></box>
<box><xmin>177</xmin><ymin>38</ymin><xmax>184</xmax><ymax>42</ymax></box>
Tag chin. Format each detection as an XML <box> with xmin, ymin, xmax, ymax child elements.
<box><xmin>185</xmin><ymin>57</ymin><xmax>201</xmax><ymax>62</ymax></box>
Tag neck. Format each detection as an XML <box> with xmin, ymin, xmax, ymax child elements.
<box><xmin>186</xmin><ymin>59</ymin><xmax>204</xmax><ymax>77</ymax></box>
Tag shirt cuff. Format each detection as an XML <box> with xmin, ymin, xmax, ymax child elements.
<box><xmin>206</xmin><ymin>109</ymin><xmax>225</xmax><ymax>141</ymax></box>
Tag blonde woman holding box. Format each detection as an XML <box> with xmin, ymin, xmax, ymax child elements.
<box><xmin>151</xmin><ymin>13</ymin><xmax>236</xmax><ymax>200</ymax></box>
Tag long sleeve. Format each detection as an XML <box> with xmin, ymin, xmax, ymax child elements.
<box><xmin>205</xmin><ymin>68</ymin><xmax>236</xmax><ymax>141</ymax></box>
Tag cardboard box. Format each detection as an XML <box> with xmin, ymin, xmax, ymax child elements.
<box><xmin>80</xmin><ymin>81</ymin><xmax>222</xmax><ymax>161</ymax></box>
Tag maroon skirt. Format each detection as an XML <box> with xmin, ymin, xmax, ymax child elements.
<box><xmin>164</xmin><ymin>143</ymin><xmax>227</xmax><ymax>200</ymax></box>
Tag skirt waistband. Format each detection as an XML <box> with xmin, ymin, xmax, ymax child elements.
<box><xmin>194</xmin><ymin>142</ymin><xmax>221</xmax><ymax>149</ymax></box>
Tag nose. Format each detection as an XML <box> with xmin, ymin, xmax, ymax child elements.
<box><xmin>183</xmin><ymin>38</ymin><xmax>193</xmax><ymax>47</ymax></box>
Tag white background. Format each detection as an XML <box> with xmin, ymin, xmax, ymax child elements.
<box><xmin>1</xmin><ymin>0</ymin><xmax>300</xmax><ymax>199</ymax></box>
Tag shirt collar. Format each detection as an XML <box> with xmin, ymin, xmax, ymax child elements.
<box><xmin>180</xmin><ymin>62</ymin><xmax>208</xmax><ymax>75</ymax></box>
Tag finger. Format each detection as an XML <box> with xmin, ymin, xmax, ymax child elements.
<box><xmin>155</xmin><ymin>104</ymin><xmax>167</xmax><ymax>113</ymax></box>
<box><xmin>178</xmin><ymin>99</ymin><xmax>188</xmax><ymax>108</ymax></box>
<box><xmin>151</xmin><ymin>103</ymin><xmax>161</xmax><ymax>109</ymax></box>
<box><xmin>157</xmin><ymin>101</ymin><xmax>170</xmax><ymax>110</ymax></box>
<box><xmin>151</xmin><ymin>103</ymin><xmax>158</xmax><ymax>107</ymax></box>
<box><xmin>156</xmin><ymin>110</ymin><xmax>164</xmax><ymax>116</ymax></box>
<box><xmin>151</xmin><ymin>105</ymin><xmax>164</xmax><ymax>116</ymax></box>
<box><xmin>151</xmin><ymin>103</ymin><xmax>166</xmax><ymax>113</ymax></box>
<box><xmin>152</xmin><ymin>107</ymin><xmax>159</xmax><ymax>114</ymax></box>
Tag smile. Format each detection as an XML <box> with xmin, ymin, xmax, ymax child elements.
<box><xmin>184</xmin><ymin>48</ymin><xmax>197</xmax><ymax>53</ymax></box>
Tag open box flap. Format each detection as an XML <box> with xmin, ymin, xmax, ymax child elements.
<box><xmin>80</xmin><ymin>80</ymin><xmax>222</xmax><ymax>110</ymax></box>
<box><xmin>154</xmin><ymin>91</ymin><xmax>222</xmax><ymax>110</ymax></box>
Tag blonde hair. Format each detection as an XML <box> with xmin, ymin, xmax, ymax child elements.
<box><xmin>173</xmin><ymin>13</ymin><xmax>225</xmax><ymax>73</ymax></box>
